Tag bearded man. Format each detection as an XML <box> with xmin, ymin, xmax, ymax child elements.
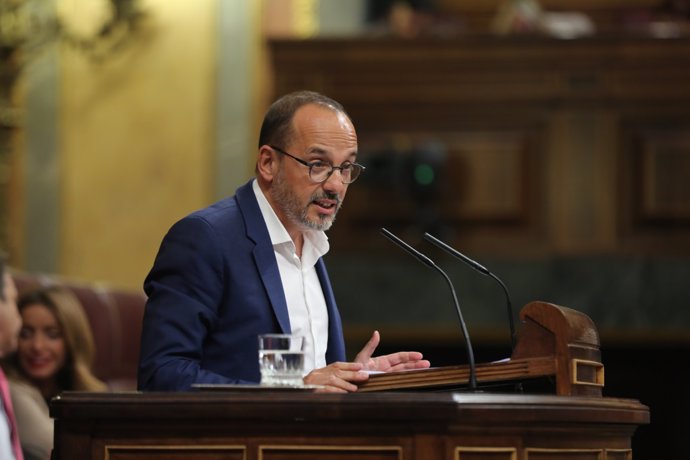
<box><xmin>138</xmin><ymin>91</ymin><xmax>429</xmax><ymax>392</ymax></box>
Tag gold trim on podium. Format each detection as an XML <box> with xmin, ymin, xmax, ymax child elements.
<box><xmin>604</xmin><ymin>449</ymin><xmax>633</xmax><ymax>460</ymax></box>
<box><xmin>455</xmin><ymin>446</ymin><xmax>517</xmax><ymax>460</ymax></box>
<box><xmin>104</xmin><ymin>444</ymin><xmax>247</xmax><ymax>460</ymax></box>
<box><xmin>571</xmin><ymin>358</ymin><xmax>605</xmax><ymax>387</ymax></box>
<box><xmin>525</xmin><ymin>447</ymin><xmax>603</xmax><ymax>459</ymax></box>
<box><xmin>258</xmin><ymin>444</ymin><xmax>403</xmax><ymax>459</ymax></box>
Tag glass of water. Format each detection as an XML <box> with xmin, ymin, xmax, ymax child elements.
<box><xmin>258</xmin><ymin>334</ymin><xmax>305</xmax><ymax>387</ymax></box>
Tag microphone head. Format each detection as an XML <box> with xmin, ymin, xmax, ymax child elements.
<box><xmin>381</xmin><ymin>228</ymin><xmax>436</xmax><ymax>269</ymax></box>
<box><xmin>423</xmin><ymin>232</ymin><xmax>490</xmax><ymax>275</ymax></box>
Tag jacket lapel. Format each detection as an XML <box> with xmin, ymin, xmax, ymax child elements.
<box><xmin>236</xmin><ymin>180</ymin><xmax>291</xmax><ymax>334</ymax></box>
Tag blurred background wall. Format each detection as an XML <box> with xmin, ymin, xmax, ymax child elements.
<box><xmin>1</xmin><ymin>0</ymin><xmax>689</xmax><ymax>458</ymax></box>
<box><xmin>2</xmin><ymin>0</ymin><xmax>261</xmax><ymax>287</ymax></box>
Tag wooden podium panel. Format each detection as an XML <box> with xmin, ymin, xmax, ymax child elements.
<box><xmin>51</xmin><ymin>391</ymin><xmax>649</xmax><ymax>460</ymax></box>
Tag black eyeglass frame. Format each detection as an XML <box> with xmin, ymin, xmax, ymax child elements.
<box><xmin>268</xmin><ymin>145</ymin><xmax>365</xmax><ymax>184</ymax></box>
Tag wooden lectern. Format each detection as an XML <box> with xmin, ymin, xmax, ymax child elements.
<box><xmin>50</xmin><ymin>301</ymin><xmax>649</xmax><ymax>460</ymax></box>
<box><xmin>359</xmin><ymin>300</ymin><xmax>605</xmax><ymax>396</ymax></box>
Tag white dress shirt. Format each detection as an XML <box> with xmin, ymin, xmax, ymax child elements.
<box><xmin>253</xmin><ymin>180</ymin><xmax>330</xmax><ymax>374</ymax></box>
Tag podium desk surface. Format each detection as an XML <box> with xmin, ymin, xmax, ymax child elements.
<box><xmin>51</xmin><ymin>390</ymin><xmax>649</xmax><ymax>424</ymax></box>
<box><xmin>50</xmin><ymin>391</ymin><xmax>649</xmax><ymax>460</ymax></box>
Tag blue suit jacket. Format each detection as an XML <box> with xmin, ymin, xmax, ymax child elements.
<box><xmin>137</xmin><ymin>180</ymin><xmax>346</xmax><ymax>391</ymax></box>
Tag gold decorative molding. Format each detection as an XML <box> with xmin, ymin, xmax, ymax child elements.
<box><xmin>455</xmin><ymin>446</ymin><xmax>517</xmax><ymax>460</ymax></box>
<box><xmin>525</xmin><ymin>447</ymin><xmax>603</xmax><ymax>459</ymax></box>
<box><xmin>105</xmin><ymin>444</ymin><xmax>246</xmax><ymax>460</ymax></box>
<box><xmin>259</xmin><ymin>444</ymin><xmax>403</xmax><ymax>460</ymax></box>
<box><xmin>605</xmin><ymin>449</ymin><xmax>632</xmax><ymax>460</ymax></box>
<box><xmin>571</xmin><ymin>358</ymin><xmax>605</xmax><ymax>387</ymax></box>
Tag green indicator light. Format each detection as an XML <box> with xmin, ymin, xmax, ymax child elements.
<box><xmin>414</xmin><ymin>164</ymin><xmax>435</xmax><ymax>185</ymax></box>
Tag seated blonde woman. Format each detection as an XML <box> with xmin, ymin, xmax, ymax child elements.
<box><xmin>2</xmin><ymin>286</ymin><xmax>107</xmax><ymax>460</ymax></box>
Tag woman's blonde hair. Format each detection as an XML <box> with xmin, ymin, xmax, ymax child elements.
<box><xmin>14</xmin><ymin>286</ymin><xmax>107</xmax><ymax>393</ymax></box>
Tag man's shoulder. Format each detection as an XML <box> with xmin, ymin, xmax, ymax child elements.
<box><xmin>189</xmin><ymin>196</ymin><xmax>238</xmax><ymax>220</ymax></box>
<box><xmin>185</xmin><ymin>180</ymin><xmax>256</xmax><ymax>225</ymax></box>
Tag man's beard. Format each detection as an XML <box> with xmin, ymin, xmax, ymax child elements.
<box><xmin>271</xmin><ymin>168</ymin><xmax>341</xmax><ymax>232</ymax></box>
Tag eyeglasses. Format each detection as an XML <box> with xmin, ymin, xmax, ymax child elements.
<box><xmin>269</xmin><ymin>145</ymin><xmax>365</xmax><ymax>184</ymax></box>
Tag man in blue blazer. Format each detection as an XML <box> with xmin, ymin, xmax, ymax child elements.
<box><xmin>138</xmin><ymin>91</ymin><xmax>430</xmax><ymax>392</ymax></box>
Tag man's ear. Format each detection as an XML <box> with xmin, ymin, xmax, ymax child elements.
<box><xmin>256</xmin><ymin>145</ymin><xmax>277</xmax><ymax>181</ymax></box>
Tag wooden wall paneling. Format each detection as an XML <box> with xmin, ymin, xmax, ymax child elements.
<box><xmin>330</xmin><ymin>125</ymin><xmax>549</xmax><ymax>254</ymax></box>
<box><xmin>439</xmin><ymin>131</ymin><xmax>527</xmax><ymax>222</ymax></box>
<box><xmin>618</xmin><ymin>115</ymin><xmax>690</xmax><ymax>253</ymax></box>
<box><xmin>638</xmin><ymin>131</ymin><xmax>690</xmax><ymax>221</ymax></box>
<box><xmin>546</xmin><ymin>108</ymin><xmax>619</xmax><ymax>254</ymax></box>
<box><xmin>270</xmin><ymin>37</ymin><xmax>690</xmax><ymax>256</ymax></box>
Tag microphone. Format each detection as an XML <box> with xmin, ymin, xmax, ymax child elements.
<box><xmin>380</xmin><ymin>228</ymin><xmax>477</xmax><ymax>391</ymax></box>
<box><xmin>423</xmin><ymin>232</ymin><xmax>517</xmax><ymax>352</ymax></box>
